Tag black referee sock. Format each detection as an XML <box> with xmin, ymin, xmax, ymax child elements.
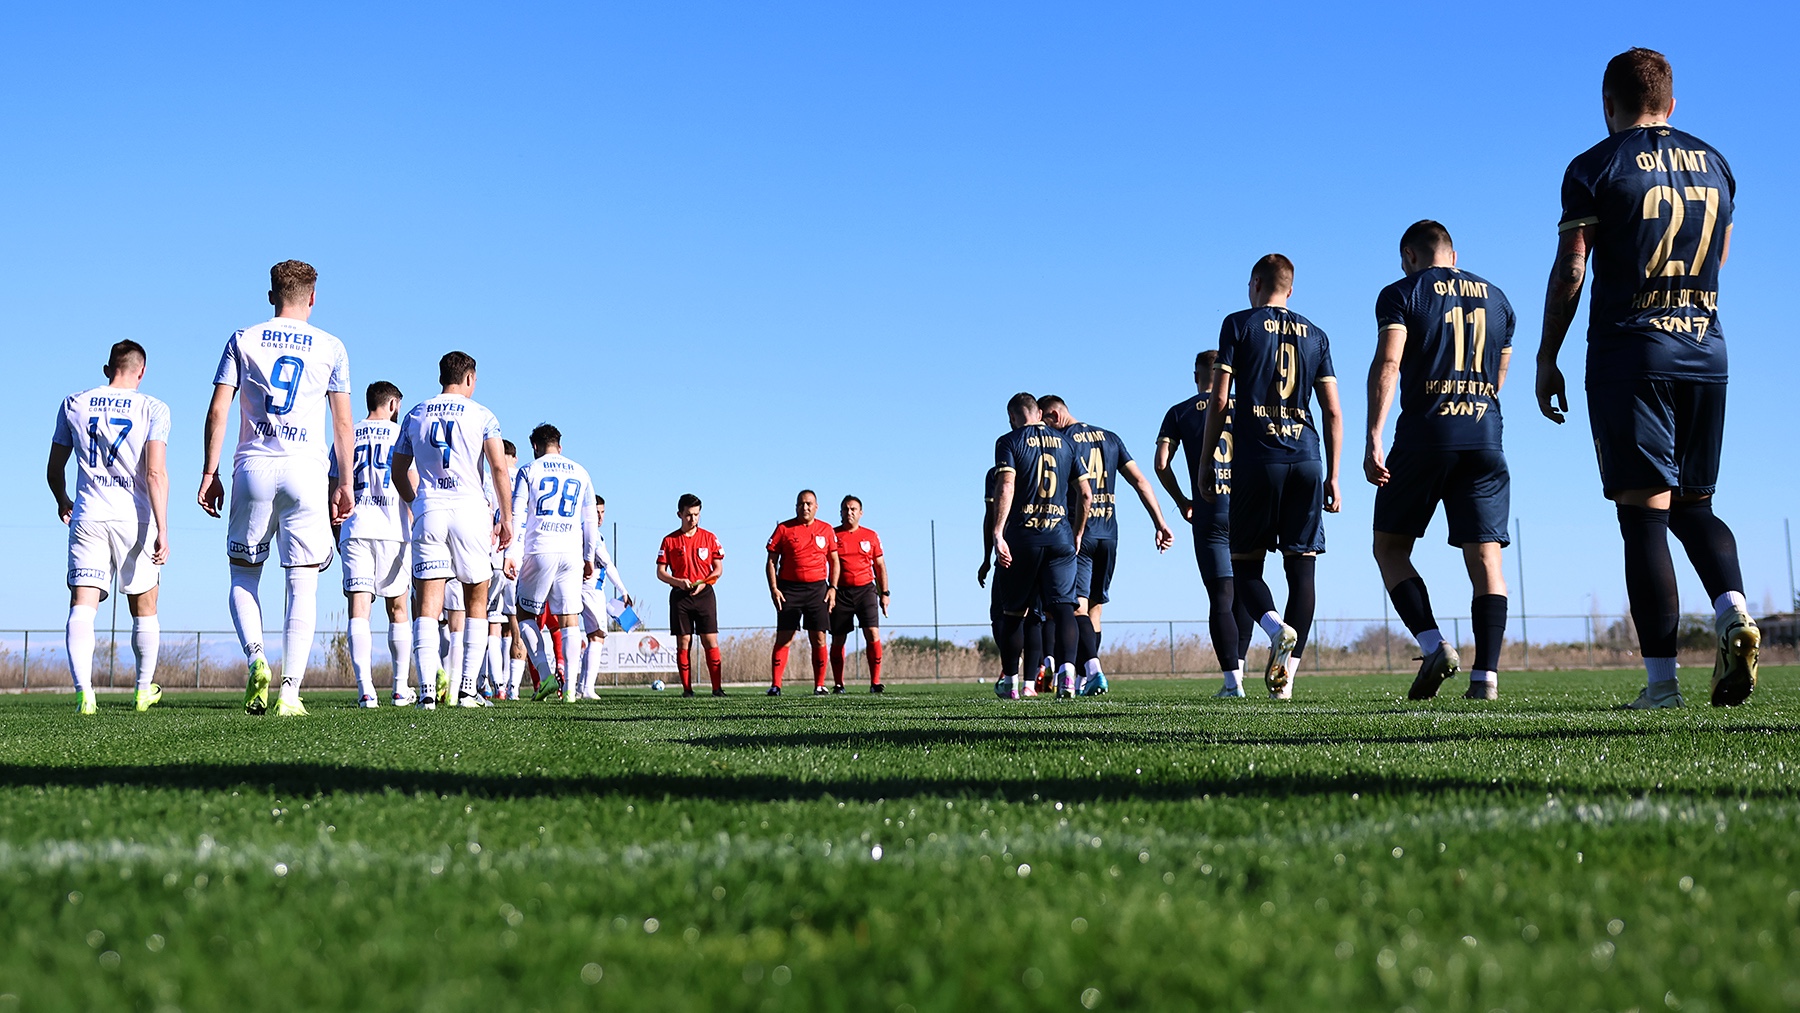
<box><xmin>1667</xmin><ymin>499</ymin><xmax>1745</xmax><ymax>602</ymax></box>
<box><xmin>1471</xmin><ymin>594</ymin><xmax>1507</xmax><ymax>673</ymax></box>
<box><xmin>997</xmin><ymin>613</ymin><xmax>1025</xmax><ymax>677</ymax></box>
<box><xmin>1617</xmin><ymin>504</ymin><xmax>1680</xmax><ymax>658</ymax></box>
<box><xmin>1386</xmin><ymin>576</ymin><xmax>1438</xmax><ymax>638</ymax></box>
<box><xmin>1076</xmin><ymin>614</ymin><xmax>1100</xmax><ymax>668</ymax></box>
<box><xmin>1233</xmin><ymin>595</ymin><xmax>1254</xmax><ymax>664</ymax></box>
<box><xmin>1047</xmin><ymin>602</ymin><xmax>1079</xmax><ymax>673</ymax></box>
<box><xmin>1283</xmin><ymin>554</ymin><xmax>1317</xmax><ymax>658</ymax></box>
<box><xmin>1204</xmin><ymin>576</ymin><xmax>1240</xmax><ymax>672</ymax></box>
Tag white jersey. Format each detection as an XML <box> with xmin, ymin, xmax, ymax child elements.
<box><xmin>213</xmin><ymin>317</ymin><xmax>351</xmax><ymax>469</ymax></box>
<box><xmin>590</xmin><ymin>533</ymin><xmax>630</xmax><ymax>600</ymax></box>
<box><xmin>394</xmin><ymin>393</ymin><xmax>503</xmax><ymax>514</ymax></box>
<box><xmin>52</xmin><ymin>385</ymin><xmax>172</xmax><ymax>525</ymax></box>
<box><xmin>508</xmin><ymin>453</ymin><xmax>598</xmax><ymax>558</ymax></box>
<box><xmin>329</xmin><ymin>418</ymin><xmax>407</xmax><ymax>542</ymax></box>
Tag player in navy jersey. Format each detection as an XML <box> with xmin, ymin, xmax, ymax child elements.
<box><xmin>1038</xmin><ymin>395</ymin><xmax>1173</xmax><ymax>696</ymax></box>
<box><xmin>990</xmin><ymin>392</ymin><xmax>1093</xmax><ymax>700</ymax></box>
<box><xmin>979</xmin><ymin>467</ymin><xmax>1049</xmax><ymax>696</ymax></box>
<box><xmin>1536</xmin><ymin>49</ymin><xmax>1758</xmax><ymax>709</ymax></box>
<box><xmin>1365</xmin><ymin>221</ymin><xmax>1515</xmax><ymax>701</ymax></box>
<box><xmin>1156</xmin><ymin>350</ymin><xmax>1256</xmax><ymax>697</ymax></box>
<box><xmin>1201</xmin><ymin>254</ymin><xmax>1343</xmax><ymax>698</ymax></box>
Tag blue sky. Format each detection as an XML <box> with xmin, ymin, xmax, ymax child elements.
<box><xmin>4</xmin><ymin>1</ymin><xmax>1796</xmax><ymax>640</ymax></box>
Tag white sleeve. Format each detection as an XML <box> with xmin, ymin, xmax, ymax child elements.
<box><xmin>506</xmin><ymin>466</ymin><xmax>528</xmax><ymax>562</ymax></box>
<box><xmin>580</xmin><ymin>476</ymin><xmax>599</xmax><ymax>561</ymax></box>
<box><xmin>594</xmin><ymin>538</ymin><xmax>628</xmax><ymax>599</ymax></box>
<box><xmin>212</xmin><ymin>333</ymin><xmax>243</xmax><ymax>389</ymax></box>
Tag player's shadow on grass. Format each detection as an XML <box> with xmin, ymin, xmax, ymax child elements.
<box><xmin>0</xmin><ymin>758</ymin><xmax>1791</xmax><ymax>803</ymax></box>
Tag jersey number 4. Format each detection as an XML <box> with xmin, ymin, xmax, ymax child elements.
<box><xmin>426</xmin><ymin>420</ymin><xmax>457</xmax><ymax>469</ymax></box>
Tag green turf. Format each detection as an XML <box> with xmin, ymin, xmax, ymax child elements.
<box><xmin>0</xmin><ymin>669</ymin><xmax>1795</xmax><ymax>1012</ymax></box>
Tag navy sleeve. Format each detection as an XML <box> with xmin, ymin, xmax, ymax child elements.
<box><xmin>1559</xmin><ymin>152</ymin><xmax>1601</xmax><ymax>231</ymax></box>
<box><xmin>1215</xmin><ymin>316</ymin><xmax>1238</xmax><ymax>372</ymax></box>
<box><xmin>1375</xmin><ymin>282</ymin><xmax>1408</xmax><ymax>330</ymax></box>
<box><xmin>1156</xmin><ymin>404</ymin><xmax>1180</xmax><ymax>447</ymax></box>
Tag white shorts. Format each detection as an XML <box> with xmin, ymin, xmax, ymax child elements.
<box><xmin>67</xmin><ymin>520</ymin><xmax>160</xmax><ymax>596</ymax></box>
<box><xmin>340</xmin><ymin>537</ymin><xmax>410</xmax><ymax>598</ymax></box>
<box><xmin>443</xmin><ymin>579</ymin><xmax>464</xmax><ymax>614</ymax></box>
<box><xmin>227</xmin><ymin>460</ymin><xmax>333</xmax><ymax>567</ymax></box>
<box><xmin>494</xmin><ymin>574</ymin><xmax>517</xmax><ymax>616</ymax></box>
<box><xmin>516</xmin><ymin>553</ymin><xmax>584</xmax><ymax>615</ymax></box>
<box><xmin>412</xmin><ymin>508</ymin><xmax>494</xmax><ymax>585</ymax></box>
<box><xmin>580</xmin><ymin>586</ymin><xmax>609</xmax><ymax>636</ymax></box>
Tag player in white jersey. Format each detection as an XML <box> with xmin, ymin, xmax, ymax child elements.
<box><xmin>328</xmin><ymin>380</ymin><xmax>415</xmax><ymax>708</ymax></box>
<box><xmin>198</xmin><ymin>261</ymin><xmax>354</xmax><ymax>718</ymax></box>
<box><xmin>571</xmin><ymin>494</ymin><xmax>636</xmax><ymax>700</ymax></box>
<box><xmin>442</xmin><ymin>442</ymin><xmax>519</xmax><ymax>702</ymax></box>
<box><xmin>47</xmin><ymin>341</ymin><xmax>172</xmax><ymax>715</ymax></box>
<box><xmin>504</xmin><ymin>424</ymin><xmax>598</xmax><ymax>702</ymax></box>
<box><xmin>392</xmin><ymin>351</ymin><xmax>513</xmax><ymax>709</ymax></box>
<box><xmin>480</xmin><ymin>441</ymin><xmax>522</xmax><ymax>700</ymax></box>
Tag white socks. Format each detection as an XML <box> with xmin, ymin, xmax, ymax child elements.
<box><xmin>446</xmin><ymin>624</ymin><xmax>464</xmax><ymax>694</ymax></box>
<box><xmin>348</xmin><ymin>617</ymin><xmax>374</xmax><ymax>697</ymax></box>
<box><xmin>1221</xmin><ymin>667</ymin><xmax>1241</xmax><ymax>691</ymax></box>
<box><xmin>1645</xmin><ymin>657</ymin><xmax>1679</xmax><ymax>685</ymax></box>
<box><xmin>484</xmin><ymin>634</ymin><xmax>503</xmax><ymax>695</ymax></box>
<box><xmin>1083</xmin><ymin>659</ymin><xmax>1102</xmax><ymax>678</ymax></box>
<box><xmin>521</xmin><ymin>619</ymin><xmax>557</xmax><ymax>688</ymax></box>
<box><xmin>1713</xmin><ymin>591</ymin><xmax>1747</xmax><ymax>625</ymax></box>
<box><xmin>506</xmin><ymin>657</ymin><xmax>526</xmax><ymax>698</ymax></box>
<box><xmin>1472</xmin><ymin>670</ymin><xmax>1497</xmax><ymax>686</ymax></box>
<box><xmin>228</xmin><ymin>565</ymin><xmax>266</xmax><ymax>663</ymax></box>
<box><xmin>582</xmin><ymin>638</ymin><xmax>603</xmax><ymax>695</ymax></box>
<box><xmin>559</xmin><ymin>624</ymin><xmax>583</xmax><ymax>693</ymax></box>
<box><xmin>1284</xmin><ymin>654</ymin><xmax>1302</xmax><ymax>679</ymax></box>
<box><xmin>412</xmin><ymin>618</ymin><xmax>440</xmax><ymax>699</ymax></box>
<box><xmin>66</xmin><ymin>604</ymin><xmax>97</xmax><ymax>692</ymax></box>
<box><xmin>1257</xmin><ymin>611</ymin><xmax>1285</xmax><ymax>640</ymax></box>
<box><xmin>280</xmin><ymin>567</ymin><xmax>318</xmax><ymax>702</ymax></box>
<box><xmin>389</xmin><ymin>621</ymin><xmax>413</xmax><ymax>694</ymax></box>
<box><xmin>459</xmin><ymin>622</ymin><xmax>485</xmax><ymax>698</ymax></box>
<box><xmin>131</xmin><ymin>615</ymin><xmax>159</xmax><ymax>692</ymax></box>
<box><xmin>1417</xmin><ymin>628</ymin><xmax>1445</xmax><ymax>656</ymax></box>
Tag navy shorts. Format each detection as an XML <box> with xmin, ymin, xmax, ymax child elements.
<box><xmin>1587</xmin><ymin>379</ymin><xmax>1726</xmax><ymax>498</ymax></box>
<box><xmin>1188</xmin><ymin>493</ymin><xmax>1232</xmax><ymax>582</ymax></box>
<box><xmin>1373</xmin><ymin>446</ymin><xmax>1511</xmax><ymax>546</ymax></box>
<box><xmin>1074</xmin><ymin>535</ymin><xmax>1119</xmax><ymax>606</ymax></box>
<box><xmin>1228</xmin><ymin>458</ymin><xmax>1325</xmax><ymax>555</ymax></box>
<box><xmin>996</xmin><ymin>534</ymin><xmax>1078</xmax><ymax>613</ymax></box>
<box><xmin>670</xmin><ymin>586</ymin><xmax>719</xmax><ymax>637</ymax></box>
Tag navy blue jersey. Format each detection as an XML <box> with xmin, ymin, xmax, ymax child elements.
<box><xmin>1060</xmin><ymin>422</ymin><xmax>1132</xmax><ymax>541</ymax></box>
<box><xmin>1375</xmin><ymin>266</ymin><xmax>1515</xmax><ymax>451</ymax></box>
<box><xmin>1156</xmin><ymin>394</ymin><xmax>1234</xmax><ymax>500</ymax></box>
<box><xmin>1216</xmin><ymin>307</ymin><xmax>1336</xmax><ymax>462</ymax></box>
<box><xmin>993</xmin><ymin>423</ymin><xmax>1090</xmax><ymax>543</ymax></box>
<box><xmin>1559</xmin><ymin>124</ymin><xmax>1735</xmax><ymax>381</ymax></box>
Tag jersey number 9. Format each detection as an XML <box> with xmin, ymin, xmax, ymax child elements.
<box><xmin>265</xmin><ymin>356</ymin><xmax>305</xmax><ymax>417</ymax></box>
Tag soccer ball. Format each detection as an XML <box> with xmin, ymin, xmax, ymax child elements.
<box><xmin>650</xmin><ymin>679</ymin><xmax>666</xmax><ymax>692</ymax></box>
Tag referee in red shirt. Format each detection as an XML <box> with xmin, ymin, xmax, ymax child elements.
<box><xmin>765</xmin><ymin>489</ymin><xmax>840</xmax><ymax>695</ymax></box>
<box><xmin>656</xmin><ymin>493</ymin><xmax>726</xmax><ymax>696</ymax></box>
<box><xmin>831</xmin><ymin>495</ymin><xmax>889</xmax><ymax>693</ymax></box>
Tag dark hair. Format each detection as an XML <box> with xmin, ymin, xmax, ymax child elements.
<box><xmin>841</xmin><ymin>494</ymin><xmax>862</xmax><ymax>509</ymax></box>
<box><xmin>1399</xmin><ymin>219</ymin><xmax>1454</xmax><ymax>258</ymax></box>
<box><xmin>105</xmin><ymin>339</ymin><xmax>146</xmax><ymax>379</ymax></box>
<box><xmin>438</xmin><ymin>351</ymin><xmax>477</xmax><ymax>386</ymax></box>
<box><xmin>677</xmin><ymin>493</ymin><xmax>702</xmax><ymax>512</ymax></box>
<box><xmin>1251</xmin><ymin>253</ymin><xmax>1295</xmax><ymax>292</ymax></box>
<box><xmin>797</xmin><ymin>489</ymin><xmax>817</xmax><ymax>502</ymax></box>
<box><xmin>530</xmin><ymin>423</ymin><xmax>562</xmax><ymax>450</ymax></box>
<box><xmin>1604</xmin><ymin>47</ymin><xmax>1673</xmax><ymax>117</ymax></box>
<box><xmin>365</xmin><ymin>380</ymin><xmax>401</xmax><ymax>413</ymax></box>
<box><xmin>501</xmin><ymin>439</ymin><xmax>517</xmax><ymax>457</ymax></box>
<box><xmin>269</xmin><ymin>260</ymin><xmax>317</xmax><ymax>307</ymax></box>
<box><xmin>1006</xmin><ymin>392</ymin><xmax>1038</xmax><ymax>417</ymax></box>
<box><xmin>1036</xmin><ymin>394</ymin><xmax>1067</xmax><ymax>413</ymax></box>
<box><xmin>1195</xmin><ymin>349</ymin><xmax>1218</xmax><ymax>373</ymax></box>
<box><xmin>594</xmin><ymin>494</ymin><xmax>606</xmax><ymax>505</ymax></box>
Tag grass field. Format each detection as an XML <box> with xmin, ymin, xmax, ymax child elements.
<box><xmin>0</xmin><ymin>670</ymin><xmax>1795</xmax><ymax>1012</ymax></box>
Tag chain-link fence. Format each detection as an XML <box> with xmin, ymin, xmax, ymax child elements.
<box><xmin>3</xmin><ymin>612</ymin><xmax>1794</xmax><ymax>690</ymax></box>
